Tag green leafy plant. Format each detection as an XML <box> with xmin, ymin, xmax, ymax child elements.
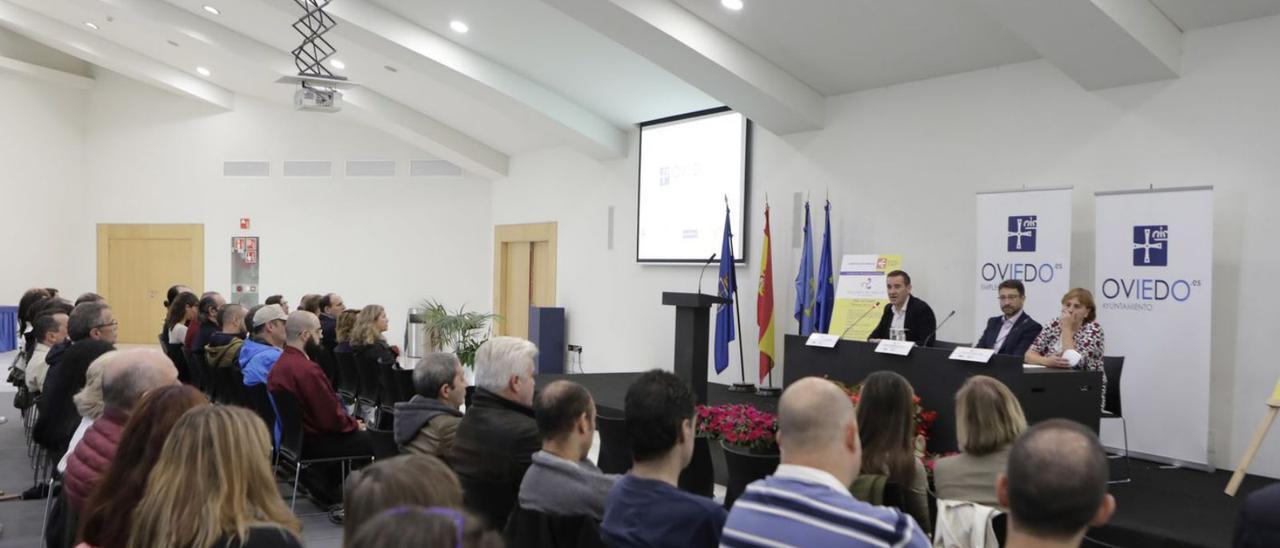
<box><xmin>415</xmin><ymin>300</ymin><xmax>498</xmax><ymax>368</ymax></box>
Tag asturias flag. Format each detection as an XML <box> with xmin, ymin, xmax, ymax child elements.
<box><xmin>714</xmin><ymin>206</ymin><xmax>737</xmax><ymax>375</ymax></box>
<box><xmin>758</xmin><ymin>203</ymin><xmax>776</xmax><ymax>382</ymax></box>
<box><xmin>815</xmin><ymin>199</ymin><xmax>835</xmax><ymax>333</ymax></box>
<box><xmin>794</xmin><ymin>201</ymin><xmax>815</xmax><ymax>335</ymax></box>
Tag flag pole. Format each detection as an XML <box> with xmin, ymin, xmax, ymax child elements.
<box><xmin>727</xmin><ymin>195</ymin><xmax>755</xmax><ymax>393</ymax></box>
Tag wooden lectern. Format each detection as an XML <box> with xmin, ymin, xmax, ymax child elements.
<box><xmin>662</xmin><ymin>292</ymin><xmax>729</xmax><ymax>405</ymax></box>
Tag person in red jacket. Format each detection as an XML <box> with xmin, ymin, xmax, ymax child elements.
<box><xmin>63</xmin><ymin>348</ymin><xmax>179</xmax><ymax>513</ymax></box>
<box><xmin>268</xmin><ymin>310</ymin><xmax>372</xmax><ymax>505</ymax></box>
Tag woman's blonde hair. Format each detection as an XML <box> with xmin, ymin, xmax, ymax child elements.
<box><xmin>955</xmin><ymin>375</ymin><xmax>1027</xmax><ymax>456</ymax></box>
<box><xmin>126</xmin><ymin>406</ymin><xmax>299</xmax><ymax>548</ymax></box>
<box><xmin>73</xmin><ymin>350</ymin><xmax>117</xmax><ymax>420</ymax></box>
<box><xmin>350</xmin><ymin>304</ymin><xmax>386</xmax><ymax>346</ymax></box>
<box><xmin>336</xmin><ymin>308</ymin><xmax>361</xmax><ymax>344</ymax></box>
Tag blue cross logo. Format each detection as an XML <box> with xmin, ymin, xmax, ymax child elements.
<box><xmin>1007</xmin><ymin>216</ymin><xmax>1037</xmax><ymax>252</ymax></box>
<box><xmin>1133</xmin><ymin>225</ymin><xmax>1168</xmax><ymax>266</ymax></box>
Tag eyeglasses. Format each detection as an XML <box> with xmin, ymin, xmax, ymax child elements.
<box><xmin>93</xmin><ymin>320</ymin><xmax>119</xmax><ymax>329</ymax></box>
<box><xmin>385</xmin><ymin>506</ymin><xmax>464</xmax><ymax>548</ymax></box>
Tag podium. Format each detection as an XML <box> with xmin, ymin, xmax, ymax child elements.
<box><xmin>662</xmin><ymin>292</ymin><xmax>728</xmax><ymax>405</ymax></box>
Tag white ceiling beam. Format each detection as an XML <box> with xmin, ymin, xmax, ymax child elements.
<box><xmin>0</xmin><ymin>0</ymin><xmax>232</xmax><ymax>108</ymax></box>
<box><xmin>69</xmin><ymin>0</ymin><xmax>509</xmax><ymax>178</ymax></box>
<box><xmin>316</xmin><ymin>0</ymin><xmax>627</xmax><ymax>159</ymax></box>
<box><xmin>0</xmin><ymin>53</ymin><xmax>95</xmax><ymax>88</ymax></box>
<box><xmin>541</xmin><ymin>0</ymin><xmax>824</xmax><ymax>134</ymax></box>
<box><xmin>969</xmin><ymin>0</ymin><xmax>1181</xmax><ymax>90</ymax></box>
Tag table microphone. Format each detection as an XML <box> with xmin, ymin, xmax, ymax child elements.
<box><xmin>920</xmin><ymin>310</ymin><xmax>957</xmax><ymax>346</ymax></box>
<box><xmin>696</xmin><ymin>253</ymin><xmax>718</xmax><ymax>294</ymax></box>
<box><xmin>835</xmin><ymin>302</ymin><xmax>880</xmax><ymax>340</ymax></box>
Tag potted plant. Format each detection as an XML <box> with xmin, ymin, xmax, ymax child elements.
<box><xmin>414</xmin><ymin>300</ymin><xmax>497</xmax><ymax>368</ymax></box>
<box><xmin>696</xmin><ymin>403</ymin><xmax>779</xmax><ymax>508</ymax></box>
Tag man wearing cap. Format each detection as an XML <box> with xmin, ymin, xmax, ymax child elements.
<box><xmin>240</xmin><ymin>304</ymin><xmax>288</xmax><ymax>387</ymax></box>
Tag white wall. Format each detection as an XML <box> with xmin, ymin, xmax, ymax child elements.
<box><xmin>78</xmin><ymin>70</ymin><xmax>493</xmax><ymax>345</ymax></box>
<box><xmin>0</xmin><ymin>69</ymin><xmax>89</xmax><ymax>299</ymax></box>
<box><xmin>492</xmin><ymin>15</ymin><xmax>1280</xmax><ymax>477</ymax></box>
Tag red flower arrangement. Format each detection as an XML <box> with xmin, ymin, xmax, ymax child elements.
<box><xmin>695</xmin><ymin>403</ymin><xmax>779</xmax><ymax>452</ymax></box>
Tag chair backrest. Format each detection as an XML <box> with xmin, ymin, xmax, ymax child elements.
<box><xmin>594</xmin><ymin>411</ymin><xmax>631</xmax><ymax>475</ymax></box>
<box><xmin>460</xmin><ymin>474</ymin><xmax>518</xmax><ymax>535</ymax></box>
<box><xmin>269</xmin><ymin>389</ymin><xmax>305</xmax><ymax>463</ymax></box>
<box><xmin>377</xmin><ymin>363</ymin><xmax>399</xmax><ymax>408</ymax></box>
<box><xmin>1102</xmin><ymin>356</ymin><xmax>1125</xmax><ymax>416</ymax></box>
<box><xmin>335</xmin><ymin>351</ymin><xmax>358</xmax><ymax>397</ymax></box>
<box><xmin>246</xmin><ymin>383</ymin><xmax>276</xmax><ymax>436</ymax></box>
<box><xmin>502</xmin><ymin>505</ymin><xmax>605</xmax><ymax>548</ymax></box>
<box><xmin>164</xmin><ymin>343</ymin><xmax>189</xmax><ymax>384</ymax></box>
<box><xmin>355</xmin><ymin>355</ymin><xmax>382</xmax><ymax>406</ymax></box>
<box><xmin>367</xmin><ymin>427</ymin><xmax>400</xmax><ymax>460</ymax></box>
<box><xmin>395</xmin><ymin>369</ymin><xmax>416</xmax><ymax>403</ymax></box>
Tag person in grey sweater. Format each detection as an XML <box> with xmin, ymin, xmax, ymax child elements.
<box><xmin>393</xmin><ymin>353</ymin><xmax>466</xmax><ymax>459</ymax></box>
<box><xmin>518</xmin><ymin>380</ymin><xmax>617</xmax><ymax>520</ymax></box>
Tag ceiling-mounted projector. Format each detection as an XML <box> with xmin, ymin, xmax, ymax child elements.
<box><xmin>294</xmin><ymin>84</ymin><xmax>342</xmax><ymax>112</ymax></box>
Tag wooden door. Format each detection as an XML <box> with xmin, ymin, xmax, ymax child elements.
<box><xmin>493</xmin><ymin>223</ymin><xmax>556</xmax><ymax>338</ymax></box>
<box><xmin>97</xmin><ymin>224</ymin><xmax>204</xmax><ymax>344</ymax></box>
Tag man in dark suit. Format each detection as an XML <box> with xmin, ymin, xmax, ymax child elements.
<box><xmin>976</xmin><ymin>280</ymin><xmax>1043</xmax><ymax>357</ymax></box>
<box><xmin>869</xmin><ymin>270</ymin><xmax>938</xmax><ymax>346</ymax></box>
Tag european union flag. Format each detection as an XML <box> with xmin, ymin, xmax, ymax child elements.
<box><xmin>794</xmin><ymin>201</ymin><xmax>815</xmax><ymax>336</ymax></box>
<box><xmin>815</xmin><ymin>200</ymin><xmax>835</xmax><ymax>333</ymax></box>
<box><xmin>714</xmin><ymin>206</ymin><xmax>736</xmax><ymax>375</ymax></box>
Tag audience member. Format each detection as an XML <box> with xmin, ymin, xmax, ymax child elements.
<box><xmin>348</xmin><ymin>507</ymin><xmax>502</xmax><ymax>548</ymax></box>
<box><xmin>163</xmin><ymin>292</ymin><xmax>198</xmax><ymax>345</ymax></box>
<box><xmin>75</xmin><ymin>292</ymin><xmax>105</xmax><ymax>307</ymax></box>
<box><xmin>17</xmin><ymin>287</ymin><xmax>52</xmax><ymax>338</ymax></box>
<box><xmin>265</xmin><ymin>294</ymin><xmax>289</xmax><ymax>313</ymax></box>
<box><xmin>162</xmin><ymin>285</ymin><xmax>191</xmax><ymax>310</ymax></box>
<box><xmin>450</xmin><ymin>336</ymin><xmax>541</xmax><ymax>528</ymax></box>
<box><xmin>267</xmin><ymin>311</ymin><xmax>371</xmax><ymax>504</ymax></box>
<box><xmin>318</xmin><ymin>293</ymin><xmax>345</xmax><ymax>351</ymax></box>
<box><xmin>600</xmin><ymin>370</ymin><xmax>727</xmax><ymax>547</ymax></box>
<box><xmin>998</xmin><ymin>419</ymin><xmax>1115</xmax><ymax>548</ymax></box>
<box><xmin>35</xmin><ymin>301</ymin><xmax>119</xmax><ymax>461</ymax></box>
<box><xmin>853</xmin><ymin>371</ymin><xmax>930</xmax><ymax>531</ymax></box>
<box><xmin>58</xmin><ymin>351</ymin><xmax>115</xmax><ymax>474</ymax></box>
<box><xmin>205</xmin><ymin>304</ymin><xmax>247</xmax><ymax>372</ymax></box>
<box><xmin>934</xmin><ymin>375</ymin><xmax>1027</xmax><ymax>506</ymax></box>
<box><xmin>64</xmin><ymin>349</ymin><xmax>179</xmax><ymax>513</ymax></box>
<box><xmin>394</xmin><ymin>352</ymin><xmax>466</xmax><ymax>459</ymax></box>
<box><xmin>722</xmin><ymin>377</ymin><xmax>928</xmax><ymax>547</ymax></box>
<box><xmin>25</xmin><ymin>310</ymin><xmax>68</xmax><ymax>394</ymax></box>
<box><xmin>519</xmin><ymin>380</ymin><xmax>616</xmax><ymax>520</ymax></box>
<box><xmin>351</xmin><ymin>304</ymin><xmax>399</xmax><ymax>369</ymax></box>
<box><xmin>1234</xmin><ymin>483</ymin><xmax>1280</xmax><ymax>548</ymax></box>
<box><xmin>342</xmin><ymin>454</ymin><xmax>464</xmax><ymax>545</ymax></box>
<box><xmin>126</xmin><ymin>406</ymin><xmax>303</xmax><ymax>548</ymax></box>
<box><xmin>240</xmin><ymin>305</ymin><xmax>287</xmax><ymax>387</ymax></box>
<box><xmin>299</xmin><ymin>293</ymin><xmax>321</xmax><ymax>315</ymax></box>
<box><xmin>78</xmin><ymin>385</ymin><xmax>208</xmax><ymax>548</ymax></box>
<box><xmin>189</xmin><ymin>292</ymin><xmax>225</xmax><ymax>357</ymax></box>
<box><xmin>334</xmin><ymin>309</ymin><xmax>360</xmax><ymax>354</ymax></box>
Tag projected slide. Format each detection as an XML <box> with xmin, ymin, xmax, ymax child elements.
<box><xmin>637</xmin><ymin>108</ymin><xmax>748</xmax><ymax>263</ymax></box>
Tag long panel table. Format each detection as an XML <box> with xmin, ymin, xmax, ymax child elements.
<box><xmin>539</xmin><ymin>336</ymin><xmax>1102</xmax><ymax>455</ymax></box>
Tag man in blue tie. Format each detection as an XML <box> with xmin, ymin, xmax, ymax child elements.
<box><xmin>976</xmin><ymin>280</ymin><xmax>1043</xmax><ymax>357</ymax></box>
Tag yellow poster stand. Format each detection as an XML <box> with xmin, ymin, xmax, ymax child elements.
<box><xmin>828</xmin><ymin>254</ymin><xmax>901</xmax><ymax>340</ymax></box>
<box><xmin>1225</xmin><ymin>377</ymin><xmax>1280</xmax><ymax>496</ymax></box>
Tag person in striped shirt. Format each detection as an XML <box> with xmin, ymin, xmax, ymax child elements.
<box><xmin>721</xmin><ymin>377</ymin><xmax>929</xmax><ymax>548</ymax></box>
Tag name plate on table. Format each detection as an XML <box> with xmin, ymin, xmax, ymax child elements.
<box><xmin>805</xmin><ymin>333</ymin><xmax>841</xmax><ymax>348</ymax></box>
<box><xmin>875</xmin><ymin>340</ymin><xmax>916</xmax><ymax>356</ymax></box>
<box><xmin>949</xmin><ymin>347</ymin><xmax>995</xmax><ymax>364</ymax></box>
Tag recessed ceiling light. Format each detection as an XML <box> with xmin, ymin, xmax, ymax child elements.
<box><xmin>384</xmin><ymin>65</ymin><xmax>398</xmax><ymax>73</ymax></box>
<box><xmin>84</xmin><ymin>22</ymin><xmax>100</xmax><ymax>30</ymax></box>
<box><xmin>721</xmin><ymin>0</ymin><xmax>744</xmax><ymax>11</ymax></box>
<box><xmin>329</xmin><ymin>59</ymin><xmax>345</xmax><ymax>70</ymax></box>
<box><xmin>203</xmin><ymin>5</ymin><xmax>220</xmax><ymax>15</ymax></box>
<box><xmin>196</xmin><ymin>66</ymin><xmax>211</xmax><ymax>77</ymax></box>
<box><xmin>449</xmin><ymin>20</ymin><xmax>469</xmax><ymax>34</ymax></box>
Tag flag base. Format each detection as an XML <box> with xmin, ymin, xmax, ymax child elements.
<box><xmin>756</xmin><ymin>386</ymin><xmax>782</xmax><ymax>397</ymax></box>
<box><xmin>729</xmin><ymin>383</ymin><xmax>757</xmax><ymax>393</ymax></box>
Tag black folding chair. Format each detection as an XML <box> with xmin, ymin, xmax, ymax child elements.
<box><xmin>269</xmin><ymin>390</ymin><xmax>373</xmax><ymax>511</ymax></box>
<box><xmin>1102</xmin><ymin>355</ymin><xmax>1131</xmax><ymax>484</ymax></box>
<box><xmin>334</xmin><ymin>351</ymin><xmax>358</xmax><ymax>405</ymax></box>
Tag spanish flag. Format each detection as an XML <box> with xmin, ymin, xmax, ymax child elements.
<box><xmin>758</xmin><ymin>203</ymin><xmax>776</xmax><ymax>383</ymax></box>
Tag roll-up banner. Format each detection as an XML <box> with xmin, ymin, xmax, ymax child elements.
<box><xmin>975</xmin><ymin>188</ymin><xmax>1072</xmax><ymax>340</ymax></box>
<box><xmin>1095</xmin><ymin>186</ymin><xmax>1213</xmax><ymax>467</ymax></box>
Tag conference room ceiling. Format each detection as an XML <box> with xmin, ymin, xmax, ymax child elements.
<box><xmin>0</xmin><ymin>0</ymin><xmax>1278</xmax><ymax>179</ymax></box>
